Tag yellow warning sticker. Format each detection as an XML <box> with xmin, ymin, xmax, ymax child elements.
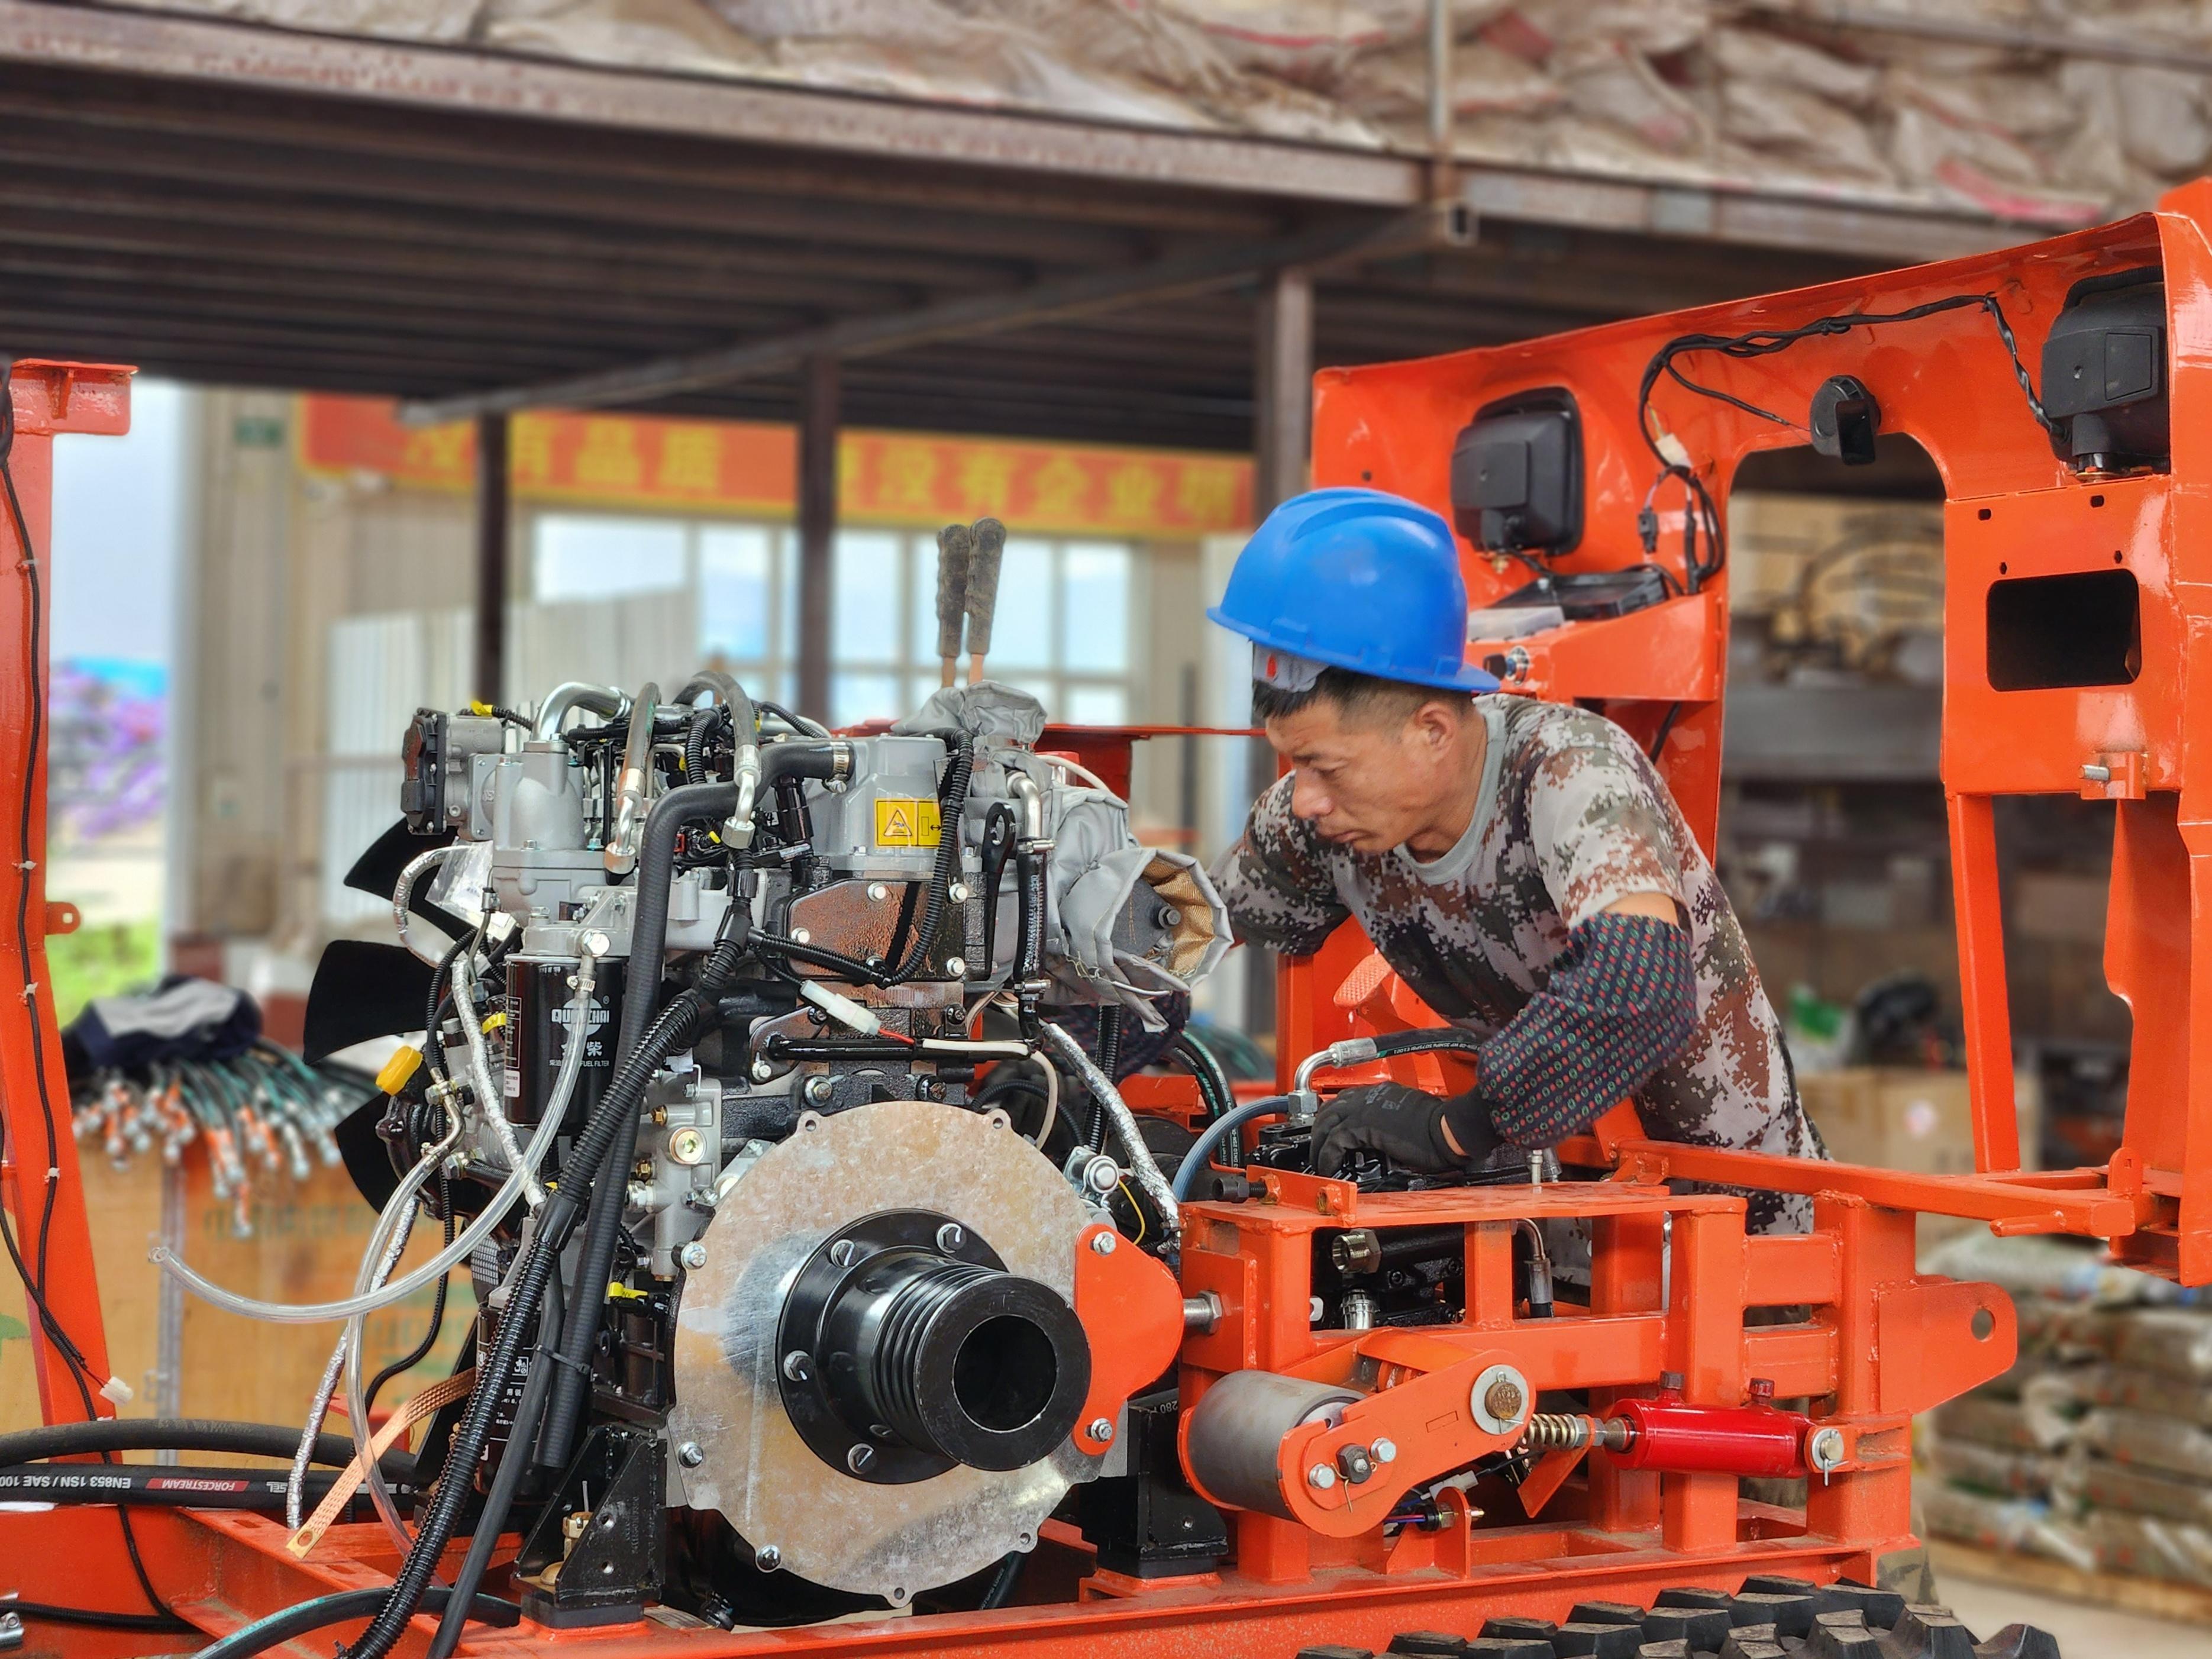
<box><xmin>874</xmin><ymin>797</ymin><xmax>942</xmax><ymax>848</ymax></box>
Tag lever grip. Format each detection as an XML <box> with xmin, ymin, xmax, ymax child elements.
<box><xmin>965</xmin><ymin>518</ymin><xmax>1006</xmax><ymax>659</ymax></box>
<box><xmin>934</xmin><ymin>522</ymin><xmax>973</xmax><ymax>662</ymax></box>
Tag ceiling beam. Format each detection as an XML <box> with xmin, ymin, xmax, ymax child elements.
<box><xmin>401</xmin><ymin>202</ymin><xmax>1474</xmax><ymax>424</ymax></box>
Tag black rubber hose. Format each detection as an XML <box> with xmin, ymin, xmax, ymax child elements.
<box><xmin>979</xmin><ymin>803</ymin><xmax>1016</xmax><ymax>976</ymax></box>
<box><xmin>204</xmin><ymin>1587</ymin><xmax>518</xmax><ymax>1659</ymax></box>
<box><xmin>978</xmin><ymin>1550</ymin><xmax>1024</xmax><ymax>1609</ymax></box>
<box><xmin>427</xmin><ymin>1271</ymin><xmax>566</xmax><ymax>1659</ymax></box>
<box><xmin>0</xmin><ymin>1418</ymin><xmax>412</xmax><ymax>1480</ymax></box>
<box><xmin>544</xmin><ymin>781</ymin><xmax>738</xmax><ymax>1467</ymax></box>
<box><xmin>882</xmin><ymin>739</ymin><xmax>972</xmax><ymax>986</ymax></box>
<box><xmin>1367</xmin><ymin>1029</ymin><xmax>1486</xmax><ymax>1062</ymax></box>
<box><xmin>1090</xmin><ymin>1006</ymin><xmax>1122</xmax><ymax>1147</ymax></box>
<box><xmin>0</xmin><ymin>1463</ymin><xmax>398</xmax><ymax>1512</ymax></box>
<box><xmin>1172</xmin><ymin>1031</ymin><xmax>1236</xmax><ymax>1124</ymax></box>
<box><xmin>14</xmin><ymin>1602</ymin><xmax>194</xmax><ymax>1633</ymax></box>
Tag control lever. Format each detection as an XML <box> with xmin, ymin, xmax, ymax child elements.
<box><xmin>934</xmin><ymin>522</ymin><xmax>973</xmax><ymax>687</ymax></box>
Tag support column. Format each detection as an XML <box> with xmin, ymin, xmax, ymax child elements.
<box><xmin>473</xmin><ymin>412</ymin><xmax>509</xmax><ymax>707</ymax></box>
<box><xmin>1245</xmin><ymin>266</ymin><xmax>1314</xmax><ymax>1041</ymax></box>
<box><xmin>796</xmin><ymin>354</ymin><xmax>839</xmax><ymax>725</ymax></box>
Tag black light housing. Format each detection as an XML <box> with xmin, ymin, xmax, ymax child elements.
<box><xmin>1451</xmin><ymin>388</ymin><xmax>1583</xmax><ymax>557</ymax></box>
<box><xmin>2041</xmin><ymin>266</ymin><xmax>2168</xmax><ymax>471</ymax></box>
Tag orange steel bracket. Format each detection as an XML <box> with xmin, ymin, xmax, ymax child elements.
<box><xmin>1071</xmin><ymin>1221</ymin><xmax>1184</xmax><ymax>1456</ymax></box>
<box><xmin>1873</xmin><ymin>1276</ymin><xmax>2018</xmax><ymax>1416</ymax></box>
<box><xmin>0</xmin><ymin>360</ymin><xmax>131</xmax><ymax>1426</ymax></box>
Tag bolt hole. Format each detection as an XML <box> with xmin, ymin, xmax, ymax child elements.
<box><xmin>2115</xmin><ymin>550</ymin><xmax>2125</xmax><ymax>563</ymax></box>
<box><xmin>2091</xmin><ymin>494</ymin><xmax>2106</xmax><ymax>507</ymax></box>
<box><xmin>1971</xmin><ymin>1306</ymin><xmax>1995</xmax><ymax>1341</ymax></box>
<box><xmin>1998</xmin><ymin>561</ymin><xmax>2008</xmax><ymax>574</ymax></box>
<box><xmin>1361</xmin><ymin>470</ymin><xmax>1373</xmax><ymax>482</ymax></box>
<box><xmin>1978</xmin><ymin>507</ymin><xmax>1993</xmax><ymax>521</ymax></box>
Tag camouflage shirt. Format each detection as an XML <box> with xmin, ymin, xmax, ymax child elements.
<box><xmin>1212</xmin><ymin>694</ymin><xmax>1824</xmax><ymax>1232</ymax></box>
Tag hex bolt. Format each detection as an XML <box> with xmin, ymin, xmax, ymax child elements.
<box><xmin>677</xmin><ymin>1441</ymin><xmax>705</xmax><ymax>1468</ymax></box>
<box><xmin>1306</xmin><ymin>1463</ymin><xmax>1337</xmax><ymax>1491</ymax></box>
<box><xmin>804</xmin><ymin>1076</ymin><xmax>834</xmax><ymax>1105</ymax></box>
<box><xmin>781</xmin><ymin>1350</ymin><xmax>813</xmax><ymax>1383</ymax></box>
<box><xmin>1090</xmin><ymin>1231</ymin><xmax>1117</xmax><ymax>1255</ymax></box>
<box><xmin>1086</xmin><ymin>1418</ymin><xmax>1113</xmax><ymax>1444</ymax></box>
<box><xmin>828</xmin><ymin>1238</ymin><xmax>857</xmax><ymax>1268</ymax></box>
<box><xmin>755</xmin><ymin>1545</ymin><xmax>781</xmax><ymax>1572</ymax></box>
<box><xmin>1336</xmin><ymin>1443</ymin><xmax>1375</xmax><ymax>1484</ymax></box>
<box><xmin>790</xmin><ymin>928</ymin><xmax>811</xmax><ymax>945</ymax></box>
<box><xmin>948</xmin><ymin>881</ymin><xmax>970</xmax><ymax>903</ymax></box>
<box><xmin>583</xmin><ymin>931</ymin><xmax>612</xmax><ymax>958</ymax></box>
<box><xmin>1370</xmin><ymin>1438</ymin><xmax>1397</xmax><ymax>1464</ymax></box>
<box><xmin>679</xmin><ymin>1241</ymin><xmax>708</xmax><ymax>1270</ymax></box>
<box><xmin>846</xmin><ymin>1444</ymin><xmax>876</xmax><ymax>1474</ymax></box>
<box><xmin>1484</xmin><ymin>1377</ymin><xmax>1526</xmax><ymax>1423</ymax></box>
<box><xmin>946</xmin><ymin>956</ymin><xmax>968</xmax><ymax>977</ymax></box>
<box><xmin>867</xmin><ymin>882</ymin><xmax>889</xmax><ymax>901</ymax></box>
<box><xmin>751</xmin><ymin>1058</ymin><xmax>775</xmax><ymax>1083</ymax></box>
<box><xmin>936</xmin><ymin>1222</ymin><xmax>965</xmax><ymax>1253</ymax></box>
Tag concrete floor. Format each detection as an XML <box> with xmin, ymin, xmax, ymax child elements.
<box><xmin>1942</xmin><ymin>1570</ymin><xmax>2208</xmax><ymax>1658</ymax></box>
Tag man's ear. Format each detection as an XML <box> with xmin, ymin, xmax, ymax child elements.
<box><xmin>1409</xmin><ymin>698</ymin><xmax>1462</xmax><ymax>753</ymax></box>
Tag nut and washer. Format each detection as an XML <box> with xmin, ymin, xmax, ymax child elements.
<box><xmin>936</xmin><ymin>1222</ymin><xmax>966</xmax><ymax>1253</ymax></box>
<box><xmin>1336</xmin><ymin>1443</ymin><xmax>1375</xmax><ymax>1484</ymax></box>
<box><xmin>1086</xmin><ymin>1418</ymin><xmax>1113</xmax><ymax>1444</ymax></box>
<box><xmin>803</xmin><ymin>1075</ymin><xmax>834</xmax><ymax>1105</ymax></box>
<box><xmin>1370</xmin><ymin>1438</ymin><xmax>1397</xmax><ymax>1464</ymax></box>
<box><xmin>1306</xmin><ymin>1463</ymin><xmax>1338</xmax><ymax>1491</ymax></box>
<box><xmin>667</xmin><ymin>1126</ymin><xmax>708</xmax><ymax>1166</ymax></box>
<box><xmin>781</xmin><ymin>1350</ymin><xmax>813</xmax><ymax>1383</ymax></box>
<box><xmin>1470</xmin><ymin>1363</ymin><xmax>1532</xmax><ymax>1435</ymax></box>
<box><xmin>679</xmin><ymin>1241</ymin><xmax>709</xmax><ymax>1270</ymax></box>
<box><xmin>1089</xmin><ymin>1230</ymin><xmax>1118</xmax><ymax>1255</ymax></box>
<box><xmin>677</xmin><ymin>1441</ymin><xmax>705</xmax><ymax>1468</ymax></box>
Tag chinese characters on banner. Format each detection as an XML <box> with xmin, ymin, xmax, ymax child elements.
<box><xmin>296</xmin><ymin>398</ymin><xmax>1254</xmax><ymax>540</ymax></box>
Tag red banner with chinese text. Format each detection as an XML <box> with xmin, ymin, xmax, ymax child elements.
<box><xmin>297</xmin><ymin>397</ymin><xmax>1252</xmax><ymax>540</ymax></box>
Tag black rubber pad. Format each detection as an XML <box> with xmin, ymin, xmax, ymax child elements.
<box><xmin>1553</xmin><ymin>1624</ymin><xmax>1642</xmax><ymax>1658</ymax></box>
<box><xmin>1570</xmin><ymin>1603</ymin><xmax>1649</xmax><ymax>1627</ymax></box>
<box><xmin>1639</xmin><ymin>1608</ymin><xmax>1729</xmax><ymax>1651</ymax></box>
<box><xmin>1728</xmin><ymin>1592</ymin><xmax>1818</xmax><ymax>1636</ymax></box>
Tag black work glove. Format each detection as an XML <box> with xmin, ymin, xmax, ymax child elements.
<box><xmin>1311</xmin><ymin>1082</ymin><xmax>1500</xmax><ymax>1177</ymax></box>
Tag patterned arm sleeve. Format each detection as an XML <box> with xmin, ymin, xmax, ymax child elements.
<box><xmin>1207</xmin><ymin>775</ymin><xmax>1349</xmax><ymax>956</ymax></box>
<box><xmin>1464</xmin><ymin>911</ymin><xmax>1697</xmax><ymax>1148</ymax></box>
<box><xmin>1524</xmin><ymin>723</ymin><xmax>1688</xmax><ymax>928</ymax></box>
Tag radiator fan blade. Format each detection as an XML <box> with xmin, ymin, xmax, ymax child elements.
<box><xmin>303</xmin><ymin>938</ymin><xmax>438</xmax><ymax>1064</ymax></box>
<box><xmin>344</xmin><ymin>817</ymin><xmax>473</xmax><ymax>934</ymax></box>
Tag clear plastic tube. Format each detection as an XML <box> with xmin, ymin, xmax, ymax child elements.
<box><xmin>154</xmin><ymin>964</ymin><xmax>598</xmax><ymax>1324</ymax></box>
<box><xmin>456</xmin><ymin>954</ymin><xmax>541</xmax><ymax>1209</ymax></box>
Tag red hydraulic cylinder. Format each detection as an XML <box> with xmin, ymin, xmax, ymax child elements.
<box><xmin>1606</xmin><ymin>1385</ymin><xmax>1812</xmax><ymax>1480</ymax></box>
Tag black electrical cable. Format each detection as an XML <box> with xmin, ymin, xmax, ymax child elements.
<box><xmin>1633</xmin><ymin>291</ymin><xmax>2056</xmax><ymax>595</ymax></box>
<box><xmin>0</xmin><ymin>366</ymin><xmax>173</xmax><ymax>1625</ymax></box>
<box><xmin>977</xmin><ymin>1550</ymin><xmax>1025</xmax><ymax>1610</ymax></box>
<box><xmin>11</xmin><ymin>1602</ymin><xmax>195</xmax><ymax>1633</ymax></box>
<box><xmin>1646</xmin><ymin>701</ymin><xmax>1683</xmax><ymax>764</ymax></box>
<box><xmin>881</xmin><ymin>738</ymin><xmax>973</xmax><ymax>987</ymax></box>
<box><xmin>363</xmin><ymin>1172</ymin><xmax>454</xmax><ymax>1418</ymax></box>
<box><xmin>199</xmin><ymin>1587</ymin><xmax>519</xmax><ymax>1659</ymax></box>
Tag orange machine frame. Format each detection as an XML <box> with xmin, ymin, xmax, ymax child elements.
<box><xmin>13</xmin><ymin>191</ymin><xmax>2212</xmax><ymax>1655</ymax></box>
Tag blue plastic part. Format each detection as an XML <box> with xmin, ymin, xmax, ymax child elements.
<box><xmin>1206</xmin><ymin>487</ymin><xmax>1499</xmax><ymax>693</ymax></box>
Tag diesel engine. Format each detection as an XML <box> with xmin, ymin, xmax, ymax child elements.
<box><xmin>306</xmin><ymin>671</ymin><xmax>1230</xmax><ymax>1628</ymax></box>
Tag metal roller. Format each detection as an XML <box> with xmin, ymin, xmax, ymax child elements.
<box><xmin>1183</xmin><ymin>1370</ymin><xmax>1362</xmax><ymax>1519</ymax></box>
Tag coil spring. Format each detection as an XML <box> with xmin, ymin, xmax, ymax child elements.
<box><xmin>1520</xmin><ymin>1412</ymin><xmax>1594</xmax><ymax>1452</ymax></box>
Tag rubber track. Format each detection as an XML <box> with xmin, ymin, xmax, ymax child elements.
<box><xmin>1293</xmin><ymin>1575</ymin><xmax>2062</xmax><ymax>1659</ymax></box>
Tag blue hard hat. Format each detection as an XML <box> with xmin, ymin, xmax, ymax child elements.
<box><xmin>1207</xmin><ymin>487</ymin><xmax>1499</xmax><ymax>693</ymax></box>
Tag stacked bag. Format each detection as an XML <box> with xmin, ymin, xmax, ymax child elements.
<box><xmin>1918</xmin><ymin>1232</ymin><xmax>2212</xmax><ymax>1590</ymax></box>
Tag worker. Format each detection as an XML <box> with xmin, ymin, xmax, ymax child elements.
<box><xmin>1207</xmin><ymin>488</ymin><xmax>1825</xmax><ymax>1232</ymax></box>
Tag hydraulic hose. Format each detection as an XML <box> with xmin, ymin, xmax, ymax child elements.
<box><xmin>1170</xmin><ymin>1096</ymin><xmax>1287</xmax><ymax>1203</ymax></box>
<box><xmin>1173</xmin><ymin>1031</ymin><xmax>1236</xmax><ymax>1124</ymax></box>
<box><xmin>602</xmin><ymin>680</ymin><xmax>660</xmax><ymax>876</ymax></box>
<box><xmin>203</xmin><ymin>1589</ymin><xmax>517</xmax><ymax>1659</ymax></box>
<box><xmin>0</xmin><ymin>1462</ymin><xmax>396</xmax><ymax>1512</ymax></box>
<box><xmin>0</xmin><ymin>1419</ymin><xmax>412</xmax><ymax>1479</ymax></box>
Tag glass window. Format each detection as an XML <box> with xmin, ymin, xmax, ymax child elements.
<box><xmin>1061</xmin><ymin>543</ymin><xmax>1131</xmax><ymax>672</ymax></box>
<box><xmin>699</xmin><ymin>525</ymin><xmax>773</xmax><ymax>661</ymax></box>
<box><xmin>534</xmin><ymin>514</ymin><xmax>686</xmax><ymax>601</ymax></box>
<box><xmin>834</xmin><ymin>531</ymin><xmax>905</xmax><ymax>665</ymax></box>
<box><xmin>1063</xmin><ymin>683</ymin><xmax>1129</xmax><ymax>725</ymax></box>
<box><xmin>986</xmin><ymin>539</ymin><xmax>1055</xmax><ymax>670</ymax></box>
<box><xmin>832</xmin><ymin>672</ymin><xmax>903</xmax><ymax>728</ymax></box>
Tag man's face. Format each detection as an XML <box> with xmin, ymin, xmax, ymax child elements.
<box><xmin>1265</xmin><ymin>695</ymin><xmax>1466</xmax><ymax>855</ymax></box>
